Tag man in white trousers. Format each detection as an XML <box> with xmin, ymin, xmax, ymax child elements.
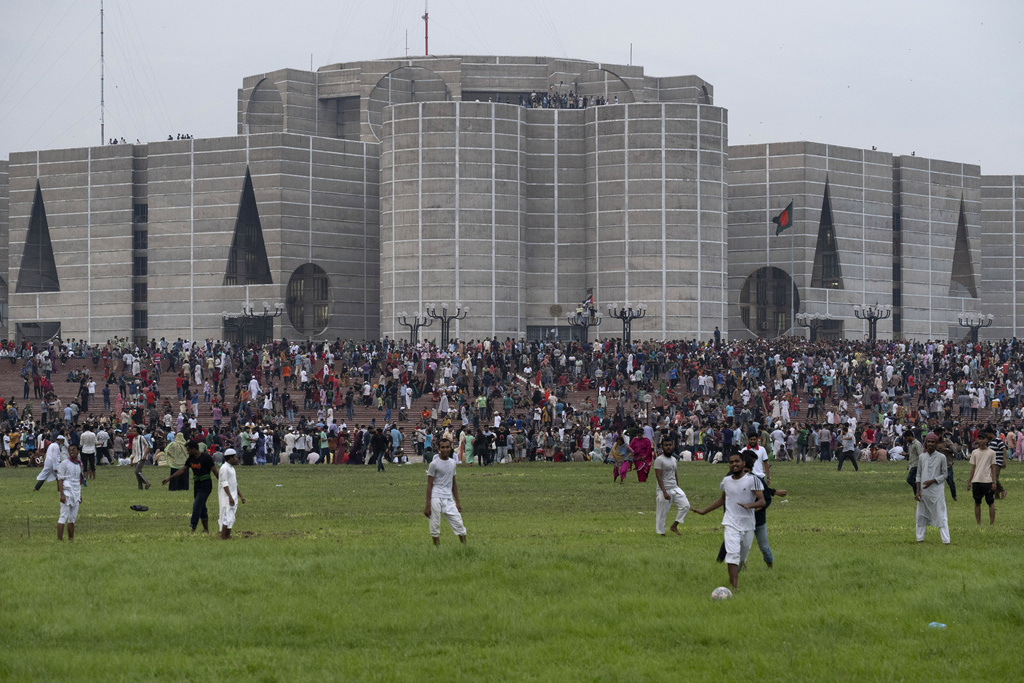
<box><xmin>653</xmin><ymin>432</ymin><xmax>690</xmax><ymax>536</ymax></box>
<box><xmin>915</xmin><ymin>432</ymin><xmax>950</xmax><ymax>544</ymax></box>
<box><xmin>218</xmin><ymin>449</ymin><xmax>245</xmax><ymax>539</ymax></box>
<box><xmin>693</xmin><ymin>452</ymin><xmax>766</xmax><ymax>590</ymax></box>
<box><xmin>424</xmin><ymin>438</ymin><xmax>466</xmax><ymax>546</ymax></box>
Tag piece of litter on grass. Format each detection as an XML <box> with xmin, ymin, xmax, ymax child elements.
<box><xmin>928</xmin><ymin>622</ymin><xmax>946</xmax><ymax>629</ymax></box>
<box><xmin>276</xmin><ymin>484</ymin><xmax>283</xmax><ymax>487</ymax></box>
<box><xmin>638</xmin><ymin>511</ymin><xmax>644</xmax><ymax>514</ymax></box>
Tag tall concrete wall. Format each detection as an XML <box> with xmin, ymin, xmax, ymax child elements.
<box><xmin>146</xmin><ymin>133</ymin><xmax>380</xmax><ymax>343</ymax></box>
<box><xmin>728</xmin><ymin>142</ymin><xmax>893</xmax><ymax>340</ymax></box>
<box><xmin>379</xmin><ymin>100</ymin><xmax>728</xmax><ymax>341</ymax></box>
<box><xmin>981</xmin><ymin>175</ymin><xmax>1024</xmax><ymax>339</ymax></box>
<box><xmin>0</xmin><ymin>160</ymin><xmax>8</xmax><ymax>325</ymax></box>
<box><xmin>7</xmin><ymin>146</ymin><xmax>135</xmax><ymax>342</ymax></box>
<box><xmin>894</xmin><ymin>156</ymin><xmax>981</xmax><ymax>341</ymax></box>
<box><xmin>587</xmin><ymin>103</ymin><xmax>728</xmax><ymax>341</ymax></box>
<box><xmin>381</xmin><ymin>101</ymin><xmax>525</xmax><ymax>340</ymax></box>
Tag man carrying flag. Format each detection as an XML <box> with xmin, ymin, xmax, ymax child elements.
<box><xmin>773</xmin><ymin>201</ymin><xmax>794</xmax><ymax>236</ymax></box>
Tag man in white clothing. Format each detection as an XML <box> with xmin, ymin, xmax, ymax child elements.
<box><xmin>57</xmin><ymin>444</ymin><xmax>84</xmax><ymax>541</ymax></box>
<box><xmin>693</xmin><ymin>452</ymin><xmax>765</xmax><ymax>590</ymax></box>
<box><xmin>653</xmin><ymin>433</ymin><xmax>690</xmax><ymax>536</ymax></box>
<box><xmin>424</xmin><ymin>438</ymin><xmax>466</xmax><ymax>546</ymax></box>
<box><xmin>741</xmin><ymin>432</ymin><xmax>771</xmax><ymax>484</ymax></box>
<box><xmin>915</xmin><ymin>433</ymin><xmax>950</xmax><ymax>544</ymax></box>
<box><xmin>218</xmin><ymin>449</ymin><xmax>245</xmax><ymax>539</ymax></box>
<box><xmin>34</xmin><ymin>434</ymin><xmax>65</xmax><ymax>491</ymax></box>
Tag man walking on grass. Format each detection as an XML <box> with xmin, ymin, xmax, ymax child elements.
<box><xmin>424</xmin><ymin>438</ymin><xmax>466</xmax><ymax>546</ymax></box>
<box><xmin>968</xmin><ymin>429</ymin><xmax>998</xmax><ymax>526</ymax></box>
<box><xmin>218</xmin><ymin>449</ymin><xmax>245</xmax><ymax>539</ymax></box>
<box><xmin>837</xmin><ymin>424</ymin><xmax>859</xmax><ymax>471</ymax></box>
<box><xmin>653</xmin><ymin>432</ymin><xmax>690</xmax><ymax>536</ymax></box>
<box><xmin>693</xmin><ymin>452</ymin><xmax>765</xmax><ymax>590</ymax></box>
<box><xmin>57</xmin><ymin>444</ymin><xmax>83</xmax><ymax>541</ymax></box>
<box><xmin>162</xmin><ymin>441</ymin><xmax>218</xmax><ymax>533</ymax></box>
<box><xmin>915</xmin><ymin>433</ymin><xmax>949</xmax><ymax>544</ymax></box>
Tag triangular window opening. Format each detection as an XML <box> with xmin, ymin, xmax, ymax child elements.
<box><xmin>949</xmin><ymin>198</ymin><xmax>978</xmax><ymax>299</ymax></box>
<box><xmin>16</xmin><ymin>181</ymin><xmax>60</xmax><ymax>293</ymax></box>
<box><xmin>810</xmin><ymin>179</ymin><xmax>843</xmax><ymax>289</ymax></box>
<box><xmin>224</xmin><ymin>168</ymin><xmax>273</xmax><ymax>286</ymax></box>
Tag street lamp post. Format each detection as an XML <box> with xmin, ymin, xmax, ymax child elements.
<box><xmin>853</xmin><ymin>303</ymin><xmax>892</xmax><ymax>342</ymax></box>
<box><xmin>396</xmin><ymin>311</ymin><xmax>432</xmax><ymax>344</ymax></box>
<box><xmin>795</xmin><ymin>312</ymin><xmax>835</xmax><ymax>343</ymax></box>
<box><xmin>958</xmin><ymin>312</ymin><xmax>994</xmax><ymax>344</ymax></box>
<box><xmin>423</xmin><ymin>302</ymin><xmax>468</xmax><ymax>348</ymax></box>
<box><xmin>605</xmin><ymin>303</ymin><xmax>647</xmax><ymax>345</ymax></box>
<box><xmin>566</xmin><ymin>305</ymin><xmax>602</xmax><ymax>343</ymax></box>
<box><xmin>222</xmin><ymin>300</ymin><xmax>284</xmax><ymax>345</ymax></box>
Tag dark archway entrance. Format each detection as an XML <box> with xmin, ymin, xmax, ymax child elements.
<box><xmin>287</xmin><ymin>264</ymin><xmax>330</xmax><ymax>336</ymax></box>
<box><xmin>739</xmin><ymin>267</ymin><xmax>799</xmax><ymax>338</ymax></box>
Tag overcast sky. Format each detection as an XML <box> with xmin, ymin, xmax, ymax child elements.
<box><xmin>1</xmin><ymin>0</ymin><xmax>1021</xmax><ymax>173</ymax></box>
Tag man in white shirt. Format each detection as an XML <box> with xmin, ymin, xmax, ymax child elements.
<box><xmin>34</xmin><ymin>434</ymin><xmax>65</xmax><ymax>491</ymax></box>
<box><xmin>693</xmin><ymin>452</ymin><xmax>765</xmax><ymax>590</ymax></box>
<box><xmin>424</xmin><ymin>438</ymin><xmax>466</xmax><ymax>546</ymax></box>
<box><xmin>218</xmin><ymin>449</ymin><xmax>245</xmax><ymax>539</ymax></box>
<box><xmin>79</xmin><ymin>423</ymin><xmax>97</xmax><ymax>480</ymax></box>
<box><xmin>96</xmin><ymin>426</ymin><xmax>110</xmax><ymax>465</ymax></box>
<box><xmin>740</xmin><ymin>432</ymin><xmax>770</xmax><ymax>483</ymax></box>
<box><xmin>57</xmin><ymin>444</ymin><xmax>84</xmax><ymax>541</ymax></box>
<box><xmin>653</xmin><ymin>433</ymin><xmax>690</xmax><ymax>536</ymax></box>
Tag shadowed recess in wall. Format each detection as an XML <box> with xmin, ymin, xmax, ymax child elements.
<box><xmin>224</xmin><ymin>168</ymin><xmax>273</xmax><ymax>286</ymax></box>
<box><xmin>810</xmin><ymin>179</ymin><xmax>843</xmax><ymax>290</ymax></box>
<box><xmin>16</xmin><ymin>181</ymin><xmax>59</xmax><ymax>293</ymax></box>
<box><xmin>949</xmin><ymin>197</ymin><xmax>978</xmax><ymax>298</ymax></box>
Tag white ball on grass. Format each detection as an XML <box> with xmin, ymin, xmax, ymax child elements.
<box><xmin>711</xmin><ymin>586</ymin><xmax>733</xmax><ymax>601</ymax></box>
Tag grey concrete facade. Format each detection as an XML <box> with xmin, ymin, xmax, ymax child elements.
<box><xmin>893</xmin><ymin>156</ymin><xmax>982</xmax><ymax>341</ymax></box>
<box><xmin>6</xmin><ymin>135</ymin><xmax>379</xmax><ymax>343</ymax></box>
<box><xmin>1</xmin><ymin>54</ymin><xmax>1021</xmax><ymax>343</ymax></box>
<box><xmin>7</xmin><ymin>146</ymin><xmax>136</xmax><ymax>343</ymax></box>
<box><xmin>980</xmin><ymin>175</ymin><xmax>1024</xmax><ymax>339</ymax></box>
<box><xmin>728</xmin><ymin>142</ymin><xmax>893</xmax><ymax>341</ymax></box>
<box><xmin>0</xmin><ymin>160</ymin><xmax>8</xmax><ymax>322</ymax></box>
<box><xmin>380</xmin><ymin>99</ymin><xmax>728</xmax><ymax>341</ymax></box>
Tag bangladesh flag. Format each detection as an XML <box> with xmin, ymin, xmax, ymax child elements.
<box><xmin>773</xmin><ymin>201</ymin><xmax>794</xmax><ymax>236</ymax></box>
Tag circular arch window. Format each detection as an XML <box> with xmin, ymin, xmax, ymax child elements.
<box><xmin>738</xmin><ymin>267</ymin><xmax>799</xmax><ymax>339</ymax></box>
<box><xmin>573</xmin><ymin>68</ymin><xmax>635</xmax><ymax>104</ymax></box>
<box><xmin>367</xmin><ymin>66</ymin><xmax>450</xmax><ymax>141</ymax></box>
<box><xmin>287</xmin><ymin>264</ymin><xmax>330</xmax><ymax>335</ymax></box>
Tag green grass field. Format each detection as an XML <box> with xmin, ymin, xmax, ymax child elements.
<box><xmin>1</xmin><ymin>459</ymin><xmax>1021</xmax><ymax>682</ymax></box>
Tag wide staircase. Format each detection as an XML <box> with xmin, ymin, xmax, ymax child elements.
<box><xmin>0</xmin><ymin>355</ymin><xmax>994</xmax><ymax>433</ymax></box>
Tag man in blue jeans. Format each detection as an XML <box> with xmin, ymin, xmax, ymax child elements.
<box><xmin>162</xmin><ymin>442</ymin><xmax>218</xmax><ymax>533</ymax></box>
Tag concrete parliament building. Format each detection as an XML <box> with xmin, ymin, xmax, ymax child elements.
<box><xmin>0</xmin><ymin>54</ymin><xmax>1020</xmax><ymax>345</ymax></box>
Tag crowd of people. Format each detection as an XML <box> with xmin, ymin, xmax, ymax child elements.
<box><xmin>4</xmin><ymin>334</ymin><xmax>1024</xmax><ymax>471</ymax></box>
<box><xmin>519</xmin><ymin>88</ymin><xmax>616</xmax><ymax>109</ymax></box>
<box><xmin>7</xmin><ymin>332</ymin><xmax>1018</xmax><ymax>560</ymax></box>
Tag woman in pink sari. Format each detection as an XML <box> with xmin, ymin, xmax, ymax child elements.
<box><xmin>630</xmin><ymin>434</ymin><xmax>654</xmax><ymax>483</ymax></box>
